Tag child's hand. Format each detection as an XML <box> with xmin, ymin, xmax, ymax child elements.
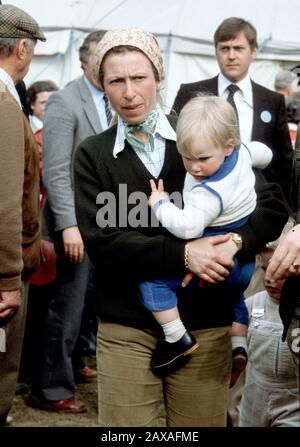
<box><xmin>148</xmin><ymin>179</ymin><xmax>169</xmax><ymax>207</ymax></box>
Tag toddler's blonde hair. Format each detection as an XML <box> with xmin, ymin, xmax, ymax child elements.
<box><xmin>176</xmin><ymin>95</ymin><xmax>240</xmax><ymax>156</ymax></box>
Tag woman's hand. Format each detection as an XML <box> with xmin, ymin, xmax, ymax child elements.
<box><xmin>266</xmin><ymin>224</ymin><xmax>300</xmax><ymax>281</ymax></box>
<box><xmin>186</xmin><ymin>234</ymin><xmax>234</xmax><ymax>284</ymax></box>
<box><xmin>62</xmin><ymin>226</ymin><xmax>85</xmax><ymax>264</ymax></box>
<box><xmin>148</xmin><ymin>179</ymin><xmax>169</xmax><ymax>207</ymax></box>
<box><xmin>214</xmin><ymin>236</ymin><xmax>239</xmax><ymax>262</ymax></box>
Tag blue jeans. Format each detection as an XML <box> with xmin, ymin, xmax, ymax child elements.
<box><xmin>139</xmin><ymin>258</ymin><xmax>253</xmax><ymax>325</ymax></box>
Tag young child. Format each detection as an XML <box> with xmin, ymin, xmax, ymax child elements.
<box><xmin>139</xmin><ymin>95</ymin><xmax>273</xmax><ymax>374</ymax></box>
<box><xmin>239</xmin><ymin>221</ymin><xmax>299</xmax><ymax>427</ymax></box>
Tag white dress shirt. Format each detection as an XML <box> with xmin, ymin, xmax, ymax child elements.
<box><xmin>218</xmin><ymin>72</ymin><xmax>254</xmax><ymax>143</ymax></box>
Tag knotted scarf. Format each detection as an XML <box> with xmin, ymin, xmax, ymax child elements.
<box><xmin>124</xmin><ymin>107</ymin><xmax>159</xmax><ymax>151</ymax></box>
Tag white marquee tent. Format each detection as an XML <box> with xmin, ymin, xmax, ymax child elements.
<box><xmin>6</xmin><ymin>0</ymin><xmax>300</xmax><ymax>109</ymax></box>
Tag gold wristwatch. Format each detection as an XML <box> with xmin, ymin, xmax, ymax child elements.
<box><xmin>229</xmin><ymin>232</ymin><xmax>243</xmax><ymax>251</ymax></box>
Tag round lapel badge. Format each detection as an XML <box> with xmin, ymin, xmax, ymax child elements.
<box><xmin>260</xmin><ymin>110</ymin><xmax>272</xmax><ymax>123</ymax></box>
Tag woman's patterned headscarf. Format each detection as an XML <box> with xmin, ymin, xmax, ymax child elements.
<box><xmin>93</xmin><ymin>27</ymin><xmax>165</xmax><ymax>88</ymax></box>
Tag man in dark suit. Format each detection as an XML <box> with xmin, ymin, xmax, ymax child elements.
<box><xmin>172</xmin><ymin>17</ymin><xmax>293</xmax><ymax>205</ymax></box>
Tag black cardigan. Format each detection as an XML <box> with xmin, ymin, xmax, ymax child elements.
<box><xmin>74</xmin><ymin>116</ymin><xmax>288</xmax><ymax>332</ymax></box>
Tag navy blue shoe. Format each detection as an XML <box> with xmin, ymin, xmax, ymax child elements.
<box><xmin>151</xmin><ymin>331</ymin><xmax>199</xmax><ymax>375</ymax></box>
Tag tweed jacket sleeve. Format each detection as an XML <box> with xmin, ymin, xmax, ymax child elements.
<box><xmin>0</xmin><ymin>94</ymin><xmax>24</xmax><ymax>290</ymax></box>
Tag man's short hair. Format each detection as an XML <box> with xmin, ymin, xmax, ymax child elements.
<box><xmin>79</xmin><ymin>30</ymin><xmax>106</xmax><ymax>65</ymax></box>
<box><xmin>214</xmin><ymin>17</ymin><xmax>258</xmax><ymax>50</ymax></box>
<box><xmin>0</xmin><ymin>37</ymin><xmax>35</xmax><ymax>57</ymax></box>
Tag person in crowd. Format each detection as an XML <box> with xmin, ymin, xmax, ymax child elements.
<box><xmin>274</xmin><ymin>69</ymin><xmax>298</xmax><ymax>100</ymax></box>
<box><xmin>287</xmin><ymin>91</ymin><xmax>300</xmax><ymax>121</ymax></box>
<box><xmin>26</xmin><ymin>80</ymin><xmax>58</xmax><ymax>205</ymax></box>
<box><xmin>29</xmin><ymin>30</ymin><xmax>109</xmax><ymax>414</ymax></box>
<box><xmin>73</xmin><ymin>27</ymin><xmax>288</xmax><ymax>427</ymax></box>
<box><xmin>240</xmin><ymin>221</ymin><xmax>299</xmax><ymax>427</ymax></box>
<box><xmin>0</xmin><ymin>3</ymin><xmax>45</xmax><ymax>425</ymax></box>
<box><xmin>139</xmin><ymin>95</ymin><xmax>272</xmax><ymax>375</ymax></box>
<box><xmin>292</xmin><ymin>127</ymin><xmax>300</xmax><ymax>225</ymax></box>
<box><xmin>287</xmin><ymin>95</ymin><xmax>300</xmax><ymax>146</ymax></box>
<box><xmin>15</xmin><ymin>81</ymin><xmax>58</xmax><ymax>396</ymax></box>
<box><xmin>266</xmin><ymin>223</ymin><xmax>300</xmax><ymax>385</ymax></box>
<box><xmin>274</xmin><ymin>69</ymin><xmax>299</xmax><ymax>148</ymax></box>
<box><xmin>172</xmin><ymin>17</ymin><xmax>293</xmax><ymax>206</ymax></box>
<box><xmin>27</xmin><ymin>80</ymin><xmax>58</xmax><ymax>133</ymax></box>
<box><xmin>286</xmin><ymin>78</ymin><xmax>300</xmax><ymax>223</ymax></box>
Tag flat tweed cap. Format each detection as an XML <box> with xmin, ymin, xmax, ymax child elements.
<box><xmin>0</xmin><ymin>4</ymin><xmax>46</xmax><ymax>41</ymax></box>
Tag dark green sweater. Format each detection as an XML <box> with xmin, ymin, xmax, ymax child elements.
<box><xmin>74</xmin><ymin>117</ymin><xmax>288</xmax><ymax>332</ymax></box>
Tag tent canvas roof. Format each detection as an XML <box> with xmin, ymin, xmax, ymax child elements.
<box><xmin>5</xmin><ymin>0</ymin><xmax>300</xmax><ymax>107</ymax></box>
<box><xmin>8</xmin><ymin>0</ymin><xmax>300</xmax><ymax>54</ymax></box>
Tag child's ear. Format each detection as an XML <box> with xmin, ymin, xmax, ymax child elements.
<box><xmin>224</xmin><ymin>138</ymin><xmax>235</xmax><ymax>156</ymax></box>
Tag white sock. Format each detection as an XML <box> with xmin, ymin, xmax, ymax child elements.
<box><xmin>161</xmin><ymin>318</ymin><xmax>186</xmax><ymax>343</ymax></box>
<box><xmin>232</xmin><ymin>336</ymin><xmax>247</xmax><ymax>352</ymax></box>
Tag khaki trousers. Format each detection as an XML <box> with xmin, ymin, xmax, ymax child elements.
<box><xmin>97</xmin><ymin>322</ymin><xmax>231</xmax><ymax>427</ymax></box>
<box><xmin>0</xmin><ymin>282</ymin><xmax>28</xmax><ymax>425</ymax></box>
